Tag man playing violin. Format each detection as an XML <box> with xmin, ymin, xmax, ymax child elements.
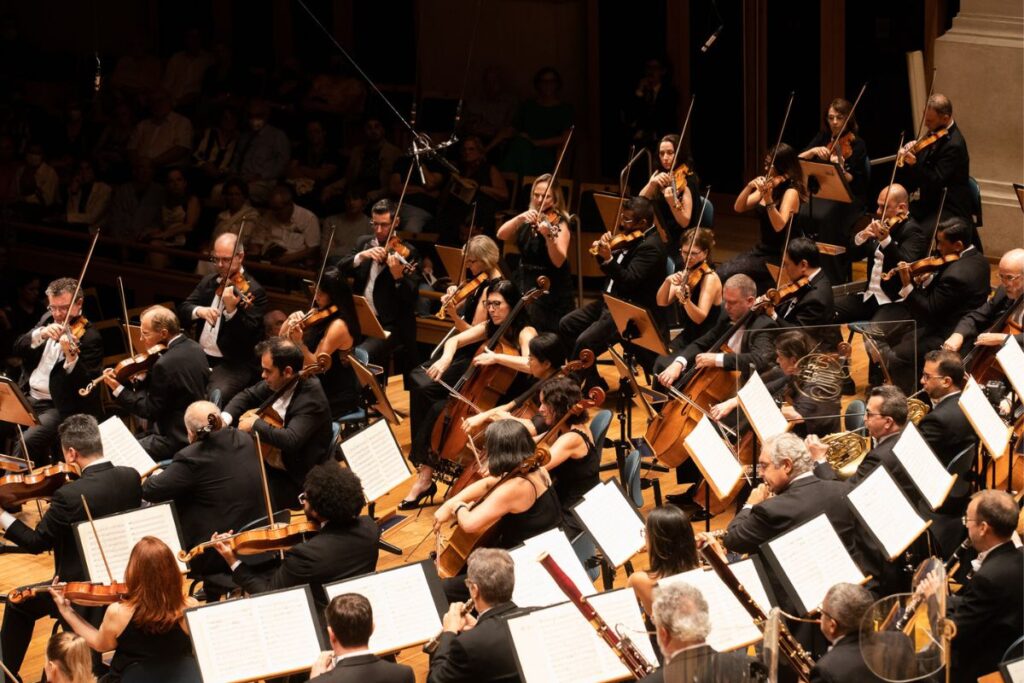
<box><xmin>944</xmin><ymin>248</ymin><xmax>1024</xmax><ymax>355</ymax></box>
<box><xmin>13</xmin><ymin>278</ymin><xmax>104</xmax><ymax>465</ymax></box>
<box><xmin>212</xmin><ymin>463</ymin><xmax>379</xmax><ymax>612</ymax></box>
<box><xmin>180</xmin><ymin>231</ymin><xmax>268</xmax><ymax>404</ymax></box>
<box><xmin>834</xmin><ymin>184</ymin><xmax>928</xmax><ymax>324</ymax></box>
<box><xmin>0</xmin><ymin>414</ymin><xmax>141</xmax><ymax>682</ymax></box>
<box><xmin>558</xmin><ymin>196</ymin><xmax>667</xmax><ymax>390</ymax></box>
<box><xmin>335</xmin><ymin>198</ymin><xmax>421</xmax><ymax>384</ymax></box>
<box><xmin>769</xmin><ymin>238</ymin><xmax>839</xmax><ymax>350</ymax></box>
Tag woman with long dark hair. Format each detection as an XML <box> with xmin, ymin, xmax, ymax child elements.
<box><xmin>640</xmin><ymin>133</ymin><xmax>703</xmax><ymax>252</ymax></box>
<box><xmin>627</xmin><ymin>505</ymin><xmax>699</xmax><ymax>615</ymax></box>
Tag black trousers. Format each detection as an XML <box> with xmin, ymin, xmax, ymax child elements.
<box><xmin>13</xmin><ymin>398</ymin><xmax>62</xmax><ymax>464</ymax></box>
<box><xmin>406</xmin><ymin>358</ymin><xmax>472</xmax><ymax>468</ymax></box>
<box><xmin>206</xmin><ymin>356</ymin><xmax>255</xmax><ymax>406</ymax></box>
<box><xmin>833</xmin><ymin>293</ymin><xmax>882</xmax><ymax>325</ymax></box>
<box><xmin>559</xmin><ymin>301</ymin><xmax>617</xmax><ymax>388</ymax></box>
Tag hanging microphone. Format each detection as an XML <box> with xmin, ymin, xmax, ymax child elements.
<box><xmin>93</xmin><ymin>52</ymin><xmax>103</xmax><ymax>93</ymax></box>
<box><xmin>700</xmin><ymin>25</ymin><xmax>724</xmax><ymax>53</ymax></box>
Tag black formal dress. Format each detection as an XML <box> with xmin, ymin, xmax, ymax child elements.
<box><xmin>653</xmin><ymin>309</ymin><xmax>778</xmax><ymax>384</ymax></box>
<box><xmin>141</xmin><ymin>428</ymin><xmax>266</xmax><ymax>575</ymax></box>
<box><xmin>948</xmin><ymin>542</ymin><xmax>1024</xmax><ymax>682</ymax></box>
<box><xmin>231</xmin><ymin>516</ymin><xmax>380</xmax><ymax>610</ymax></box>
<box><xmin>809</xmin><ymin>633</ymin><xmax>891</xmax><ymax>683</ymax></box>
<box><xmin>113</xmin><ymin>335</ymin><xmax>210</xmax><ymax>460</ymax></box>
<box><xmin>665</xmin><ymin>267</ymin><xmax>721</xmax><ymax>348</ymax></box>
<box><xmin>105</xmin><ymin>620</ymin><xmax>193</xmax><ymax>683</ymax></box>
<box><xmin>302</xmin><ymin>313</ymin><xmax>360</xmax><ymax>419</ymax></box>
<box><xmin>335</xmin><ymin>235</ymin><xmax>421</xmax><ymax>381</ymax></box>
<box><xmin>309</xmin><ymin>654</ymin><xmax>415</xmax><ymax>683</ymax></box>
<box><xmin>179</xmin><ymin>269</ymin><xmax>268</xmax><ymax>403</ymax></box>
<box><xmin>224</xmin><ymin>376</ymin><xmax>333</xmax><ymax>507</ymax></box>
<box><xmin>901</xmin><ymin>122</ymin><xmax>972</xmax><ymax>225</ymax></box>
<box><xmin>427</xmin><ymin>601</ymin><xmax>524</xmax><ymax>683</ymax></box>
<box><xmin>551</xmin><ymin>428</ymin><xmax>599</xmax><ymax>538</ymax></box>
<box><xmin>13</xmin><ymin>314</ymin><xmax>103</xmax><ymax>461</ymax></box>
<box><xmin>952</xmin><ymin>285</ymin><xmax>1024</xmax><ymax>353</ymax></box>
<box><xmin>511</xmin><ymin>222</ymin><xmax>574</xmax><ymax>334</ymax></box>
<box><xmin>0</xmin><ymin>461</ymin><xmax>142</xmax><ymax>678</ymax></box>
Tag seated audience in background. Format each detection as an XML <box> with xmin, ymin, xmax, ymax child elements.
<box><xmin>13</xmin><ymin>143</ymin><xmax>59</xmax><ymax>215</ymax></box>
<box><xmin>233</xmin><ymin>98</ymin><xmax>290</xmax><ymax>204</ymax></box>
<box><xmin>497</xmin><ymin>66</ymin><xmax>574</xmax><ymax>178</ymax></box>
<box><xmin>142</xmin><ymin>168</ymin><xmax>200</xmax><ymax>262</ymax></box>
<box><xmin>162</xmin><ymin>27</ymin><xmax>213</xmax><ymax>108</ymax></box>
<box><xmin>322</xmin><ymin>115</ymin><xmax>401</xmax><ymax>208</ymax></box>
<box><xmin>462</xmin><ymin>65</ymin><xmax>518</xmax><ymax>153</ymax></box>
<box><xmin>65</xmin><ymin>159</ymin><xmax>111</xmax><ymax>231</ymax></box>
<box><xmin>191</xmin><ymin>107</ymin><xmax>240</xmax><ymax>198</ymax></box>
<box><xmin>322</xmin><ymin>183</ymin><xmax>372</xmax><ymax>259</ymax></box>
<box><xmin>197</xmin><ymin>177</ymin><xmax>260</xmax><ymax>276</ymax></box>
<box><xmin>107</xmin><ymin>158</ymin><xmax>166</xmax><ymax>242</ymax></box>
<box><xmin>127</xmin><ymin>88</ymin><xmax>193</xmax><ymax>170</ymax></box>
<box><xmin>250</xmin><ymin>183</ymin><xmax>320</xmax><ymax>267</ymax></box>
<box><xmin>92</xmin><ymin>102</ymin><xmax>137</xmax><ymax>183</ymax></box>
<box><xmin>308</xmin><ymin>593</ymin><xmax>415</xmax><ymax>683</ymax></box>
<box><xmin>287</xmin><ymin>119</ymin><xmax>340</xmax><ymax>212</ymax></box>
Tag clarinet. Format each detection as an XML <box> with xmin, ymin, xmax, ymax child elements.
<box><xmin>699</xmin><ymin>545</ymin><xmax>814</xmax><ymax>683</ymax></box>
<box><xmin>944</xmin><ymin>537</ymin><xmax>972</xmax><ymax>574</ymax></box>
<box><xmin>537</xmin><ymin>552</ymin><xmax>656</xmax><ymax>679</ymax></box>
<box><xmin>422</xmin><ymin>599</ymin><xmax>475</xmax><ymax>654</ymax></box>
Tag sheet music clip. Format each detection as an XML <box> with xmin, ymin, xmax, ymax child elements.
<box><xmin>0</xmin><ymin>377</ymin><xmax>39</xmax><ymax>429</ymax></box>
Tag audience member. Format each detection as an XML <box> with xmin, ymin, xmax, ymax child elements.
<box><xmin>196</xmin><ymin>177</ymin><xmax>260</xmax><ymax>276</ymax></box>
<box><xmin>109</xmin><ymin>36</ymin><xmax>163</xmax><ymax>98</ymax></box>
<box><xmin>65</xmin><ymin>159</ymin><xmax>111</xmax><ymax>231</ymax></box>
<box><xmin>250</xmin><ymin>184</ymin><xmax>320</xmax><ymax>266</ymax></box>
<box><xmin>463</xmin><ymin>66</ymin><xmax>518</xmax><ymax>153</ymax></box>
<box><xmin>162</xmin><ymin>27</ymin><xmax>214</xmax><ymax>107</ymax></box>
<box><xmin>263</xmin><ymin>309</ymin><xmax>287</xmax><ymax>338</ymax></box>
<box><xmin>127</xmin><ymin>89</ymin><xmax>193</xmax><ymax>169</ymax></box>
<box><xmin>13</xmin><ymin>143</ymin><xmax>59</xmax><ymax>214</ymax></box>
<box><xmin>322</xmin><ymin>183</ymin><xmax>372</xmax><ymax>259</ymax></box>
<box><xmin>233</xmin><ymin>98</ymin><xmax>290</xmax><ymax>204</ymax></box>
<box><xmin>322</xmin><ymin>115</ymin><xmax>401</xmax><ymax>207</ymax></box>
<box><xmin>287</xmin><ymin>119</ymin><xmax>340</xmax><ymax>211</ymax></box>
<box><xmin>498</xmin><ymin>66</ymin><xmax>573</xmax><ymax>177</ymax></box>
<box><xmin>107</xmin><ymin>158</ymin><xmax>166</xmax><ymax>242</ymax></box>
<box><xmin>48</xmin><ymin>103</ymin><xmax>94</xmax><ymax>177</ymax></box>
<box><xmin>389</xmin><ymin>148</ymin><xmax>446</xmax><ymax>233</ymax></box>
<box><xmin>191</xmin><ymin>107</ymin><xmax>241</xmax><ymax>197</ymax></box>
<box><xmin>142</xmin><ymin>168</ymin><xmax>200</xmax><ymax>269</ymax></box>
<box><xmin>92</xmin><ymin>102</ymin><xmax>136</xmax><ymax>182</ymax></box>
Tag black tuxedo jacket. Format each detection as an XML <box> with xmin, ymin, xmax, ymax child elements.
<box><xmin>600</xmin><ymin>230</ymin><xmax>668</xmax><ymax>328</ymax></box>
<box><xmin>114</xmin><ymin>335</ymin><xmax>210</xmax><ymax>452</ymax></box>
<box><xmin>678</xmin><ymin>310</ymin><xmax>778</xmax><ymax>380</ymax></box>
<box><xmin>141</xmin><ymin>428</ymin><xmax>266</xmax><ymax>550</ymax></box>
<box><xmin>903</xmin><ymin>122</ymin><xmax>973</xmax><ymax>222</ymax></box>
<box><xmin>309</xmin><ymin>654</ymin><xmax>414</xmax><ymax>683</ymax></box>
<box><xmin>428</xmin><ymin>601</ymin><xmax>523</xmax><ymax>683</ymax></box>
<box><xmin>847</xmin><ymin>217</ymin><xmax>929</xmax><ymax>301</ymax></box>
<box><xmin>904</xmin><ymin>247</ymin><xmax>990</xmax><ymax>341</ymax></box>
<box><xmin>639</xmin><ymin>644</ymin><xmax>762</xmax><ymax>683</ymax></box>
<box><xmin>15</xmin><ymin>314</ymin><xmax>103</xmax><ymax>417</ymax></box>
<box><xmin>949</xmin><ymin>543</ymin><xmax>1024</xmax><ymax>683</ymax></box>
<box><xmin>5</xmin><ymin>461</ymin><xmax>142</xmax><ymax>581</ymax></box>
<box><xmin>816</xmin><ymin>432</ymin><xmax>925</xmax><ymax>510</ymax></box>
<box><xmin>953</xmin><ymin>286</ymin><xmax>1024</xmax><ymax>351</ymax></box>
<box><xmin>179</xmin><ymin>270</ymin><xmax>268</xmax><ymax>362</ymax></box>
<box><xmin>777</xmin><ymin>270</ymin><xmax>835</xmax><ymax>329</ymax></box>
<box><xmin>224</xmin><ymin>376</ymin><xmax>333</xmax><ymax>489</ymax></box>
<box><xmin>918</xmin><ymin>394</ymin><xmax>977</xmax><ymax>501</ymax></box>
<box><xmin>231</xmin><ymin>516</ymin><xmax>379</xmax><ymax>609</ymax></box>
<box><xmin>810</xmin><ymin>633</ymin><xmax>898</xmax><ymax>683</ymax></box>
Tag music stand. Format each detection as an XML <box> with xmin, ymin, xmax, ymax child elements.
<box><xmin>349</xmin><ymin>355</ymin><xmax>403</xmax><ymax>426</ymax></box>
<box><xmin>1014</xmin><ymin>183</ymin><xmax>1024</xmax><ymax>214</ymax></box>
<box><xmin>123</xmin><ymin>324</ymin><xmax>143</xmax><ymax>354</ymax></box>
<box><xmin>353</xmin><ymin>296</ymin><xmax>391</xmax><ymax>340</ymax></box>
<box><xmin>592</xmin><ymin>192</ymin><xmax>664</xmax><ymax>237</ymax></box>
<box><xmin>434</xmin><ymin>245</ymin><xmax>464</xmax><ymax>283</ymax></box>
<box><xmin>0</xmin><ymin>377</ymin><xmax>38</xmax><ymax>429</ymax></box>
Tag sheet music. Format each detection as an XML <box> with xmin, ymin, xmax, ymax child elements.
<box><xmin>187</xmin><ymin>586</ymin><xmax>323</xmax><ymax>683</ymax></box>
<box><xmin>508</xmin><ymin>588</ymin><xmax>658</xmax><ymax>683</ymax></box>
<box><xmin>508</xmin><ymin>528</ymin><xmax>596</xmax><ymax>608</ymax></box>
<box><xmin>98</xmin><ymin>416</ymin><xmax>157</xmax><ymax>476</ymax></box>
<box><xmin>658</xmin><ymin>558</ymin><xmax>772</xmax><ymax>652</ymax></box>
<box><xmin>571</xmin><ymin>480</ymin><xmax>645</xmax><ymax>568</ymax></box>
<box><xmin>764</xmin><ymin>514</ymin><xmax>866</xmax><ymax>614</ymax></box>
<box><xmin>737</xmin><ymin>372</ymin><xmax>789</xmax><ymax>442</ymax></box>
<box><xmin>891</xmin><ymin>422</ymin><xmax>956</xmax><ymax>510</ymax></box>
<box><xmin>684</xmin><ymin>417</ymin><xmax>744</xmax><ymax>500</ymax></box>
<box><xmin>325</xmin><ymin>562</ymin><xmax>443</xmax><ymax>653</ymax></box>
<box><xmin>997</xmin><ymin>336</ymin><xmax>1024</xmax><ymax>399</ymax></box>
<box><xmin>75</xmin><ymin>503</ymin><xmax>185</xmax><ymax>582</ymax></box>
<box><xmin>847</xmin><ymin>467</ymin><xmax>931</xmax><ymax>560</ymax></box>
<box><xmin>338</xmin><ymin>419</ymin><xmax>411</xmax><ymax>502</ymax></box>
<box><xmin>959</xmin><ymin>378</ymin><xmax>1012</xmax><ymax>458</ymax></box>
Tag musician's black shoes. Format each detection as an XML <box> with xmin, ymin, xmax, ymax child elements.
<box><xmin>398</xmin><ymin>482</ymin><xmax>438</xmax><ymax>510</ymax></box>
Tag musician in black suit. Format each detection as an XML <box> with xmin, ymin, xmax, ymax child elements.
<box><xmin>931</xmin><ymin>490</ymin><xmax>1024</xmax><ymax>683</ymax></box>
<box><xmin>0</xmin><ymin>415</ymin><xmax>142</xmax><ymax>682</ymax></box>
<box><xmin>834</xmin><ymin>184</ymin><xmax>928</xmax><ymax>324</ymax></box>
<box><xmin>812</xmin><ymin>583</ymin><xmax>908</xmax><ymax>683</ymax></box>
<box><xmin>13</xmin><ymin>277</ymin><xmax>103</xmax><ymax>463</ymax></box>
<box><xmin>213</xmin><ymin>463</ymin><xmax>379</xmax><ymax>611</ymax></box>
<box><xmin>334</xmin><ymin>199</ymin><xmax>421</xmax><ymax>383</ymax></box>
<box><xmin>141</xmin><ymin>400</ymin><xmax>265</xmax><ymax>577</ymax></box>
<box><xmin>654</xmin><ymin>273</ymin><xmax>777</xmax><ymax>388</ymax></box>
<box><xmin>897</xmin><ymin>94</ymin><xmax>973</xmax><ymax>226</ymax></box>
<box><xmin>309</xmin><ymin>593</ymin><xmax>415</xmax><ymax>683</ymax></box>
<box><xmin>428</xmin><ymin>548</ymin><xmax>524</xmax><ymax>683</ymax></box>
<box><xmin>223</xmin><ymin>337</ymin><xmax>333</xmax><ymax>506</ymax></box>
<box><xmin>640</xmin><ymin>581</ymin><xmax>764</xmax><ymax>683</ymax></box>
<box><xmin>179</xmin><ymin>232</ymin><xmax>268</xmax><ymax>403</ymax></box>
<box><xmin>104</xmin><ymin>305</ymin><xmax>210</xmax><ymax>461</ymax></box>
<box><xmin>771</xmin><ymin>237</ymin><xmax>839</xmax><ymax>350</ymax></box>
<box><xmin>944</xmin><ymin>248</ymin><xmax>1024</xmax><ymax>355</ymax></box>
<box><xmin>559</xmin><ymin>196</ymin><xmax>667</xmax><ymax>389</ymax></box>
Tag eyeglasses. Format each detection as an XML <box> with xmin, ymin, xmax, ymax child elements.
<box><xmin>47</xmin><ymin>305</ymin><xmax>72</xmax><ymax>313</ymax></box>
<box><xmin>298</xmin><ymin>492</ymin><xmax>308</xmax><ymax>506</ymax></box>
<box><xmin>369</xmin><ymin>220</ymin><xmax>391</xmax><ymax>229</ymax></box>
<box><xmin>920</xmin><ymin>372</ymin><xmax>947</xmax><ymax>381</ymax></box>
<box><xmin>962</xmin><ymin>515</ymin><xmax>978</xmax><ymax>526</ymax></box>
<box><xmin>864</xmin><ymin>411</ymin><xmax>884</xmax><ymax>418</ymax></box>
<box><xmin>998</xmin><ymin>273</ymin><xmax>1022</xmax><ymax>283</ymax></box>
<box><xmin>484</xmin><ymin>300</ymin><xmax>504</xmax><ymax>309</ymax></box>
<box><xmin>755</xmin><ymin>461</ymin><xmax>772</xmax><ymax>475</ymax></box>
<box><xmin>209</xmin><ymin>256</ymin><xmax>236</xmax><ymax>264</ymax></box>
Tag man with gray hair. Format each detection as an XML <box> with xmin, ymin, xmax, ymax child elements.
<box><xmin>812</xmin><ymin>583</ymin><xmax>893</xmax><ymax>682</ymax></box>
<box><xmin>428</xmin><ymin>548</ymin><xmax>522</xmax><ymax>682</ymax></box>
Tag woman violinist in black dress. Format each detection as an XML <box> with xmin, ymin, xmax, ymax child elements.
<box><xmin>639</xmin><ymin>133</ymin><xmax>703</xmax><ymax>255</ymax></box>
<box><xmin>655</xmin><ymin>227</ymin><xmax>722</xmax><ymax>347</ymax></box>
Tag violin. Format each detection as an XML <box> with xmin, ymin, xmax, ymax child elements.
<box><xmin>674</xmin><ymin>262</ymin><xmax>712</xmax><ymax>301</ymax></box>
<box><xmin>436</xmin><ymin>273</ymin><xmax>488</xmax><ymax>321</ymax></box>
<box><xmin>56</xmin><ymin>315</ymin><xmax>89</xmax><ymax>354</ymax></box>
<box><xmin>756</xmin><ymin>276</ymin><xmax>812</xmax><ymax>310</ymax></box>
<box><xmin>79</xmin><ymin>344</ymin><xmax>167</xmax><ymax>396</ymax></box>
<box><xmin>216</xmin><ymin>272</ymin><xmax>255</xmax><ymax>309</ymax></box>
<box><xmin>672</xmin><ymin>163</ymin><xmax>694</xmax><ymax>193</ymax></box>
<box><xmin>588</xmin><ymin>229</ymin><xmax>644</xmax><ymax>257</ymax></box>
<box><xmin>879</xmin><ymin>210</ymin><xmax>909</xmax><ymax>230</ymax></box>
<box><xmin>296</xmin><ymin>304</ymin><xmax>338</xmax><ymax>330</ymax></box>
<box><xmin>830</xmin><ymin>131</ymin><xmax>855</xmax><ymax>162</ymax></box>
<box><xmin>880</xmin><ymin>253</ymin><xmax>959</xmax><ymax>282</ymax></box>
<box><xmin>0</xmin><ymin>462</ymin><xmax>80</xmax><ymax>505</ymax></box>
<box><xmin>8</xmin><ymin>581</ymin><xmax>128</xmax><ymax>606</ymax></box>
<box><xmin>531</xmin><ymin>208</ymin><xmax>563</xmax><ymax>239</ymax></box>
<box><xmin>178</xmin><ymin>519</ymin><xmax>321</xmax><ymax>563</ymax></box>
<box><xmin>897</xmin><ymin>128</ymin><xmax>949</xmax><ymax>167</ymax></box>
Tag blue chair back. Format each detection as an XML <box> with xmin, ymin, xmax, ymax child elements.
<box><xmin>696</xmin><ymin>195</ymin><xmax>715</xmax><ymax>228</ymax></box>
<box><xmin>208</xmin><ymin>387</ymin><xmax>222</xmax><ymax>409</ymax></box>
<box><xmin>666</xmin><ymin>257</ymin><xmax>675</xmax><ymax>277</ymax></box>
<box><xmin>624</xmin><ymin>448</ymin><xmax>643</xmax><ymax>508</ymax></box>
<box><xmin>353</xmin><ymin>346</ymin><xmax>370</xmax><ymax>365</ymax></box>
<box><xmin>590</xmin><ymin>410</ymin><xmax>612</xmax><ymax>451</ymax></box>
<box><xmin>844</xmin><ymin>399</ymin><xmax>866</xmax><ymax>434</ymax></box>
<box><xmin>122</xmin><ymin>656</ymin><xmax>202</xmax><ymax>683</ymax></box>
<box><xmin>570</xmin><ymin>532</ymin><xmax>601</xmax><ymax>582</ymax></box>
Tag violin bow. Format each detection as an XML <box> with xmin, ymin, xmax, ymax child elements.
<box><xmin>80</xmin><ymin>495</ymin><xmax>116</xmax><ymax>585</ymax></box>
<box><xmin>0</xmin><ymin>658</ymin><xmax>17</xmax><ymax>682</ymax></box>
<box><xmin>117</xmin><ymin>276</ymin><xmax>134</xmax><ymax>357</ymax></box>
<box><xmin>678</xmin><ymin>187</ymin><xmax>712</xmax><ymax>290</ymax></box>
<box><xmin>59</xmin><ymin>230</ymin><xmax>100</xmax><ymax>348</ymax></box>
<box><xmin>877</xmin><ymin>132</ymin><xmax>906</xmax><ymax>225</ymax></box>
<box><xmin>457</xmin><ymin>211</ymin><xmax>477</xmax><ymax>287</ymax></box>
<box><xmin>308</xmin><ymin>227</ymin><xmax>336</xmax><ymax>312</ymax></box>
<box><xmin>826</xmin><ymin>82</ymin><xmax>867</xmax><ymax>159</ymax></box>
<box><xmin>385</xmin><ymin>164</ymin><xmax>415</xmax><ymax>248</ymax></box>
<box><xmin>534</xmin><ymin>125</ymin><xmax>575</xmax><ymax>224</ymax></box>
<box><xmin>776</xmin><ymin>215</ymin><xmax>795</xmax><ymax>290</ymax></box>
<box><xmin>253</xmin><ymin>432</ymin><xmax>276</xmax><ymax>532</ymax></box>
<box><xmin>216</xmin><ymin>220</ymin><xmax>248</xmax><ymax>314</ymax></box>
<box><xmin>927</xmin><ymin>187</ymin><xmax>949</xmax><ymax>255</ymax></box>
<box><xmin>611</xmin><ymin>144</ymin><xmax>636</xmax><ymax>236</ymax></box>
<box><xmin>669</xmin><ymin>95</ymin><xmax>696</xmax><ymax>208</ymax></box>
<box><xmin>913</xmin><ymin>68</ymin><xmax>938</xmax><ymax>143</ymax></box>
<box><xmin>764</xmin><ymin>91</ymin><xmax>795</xmax><ymax>180</ymax></box>
<box><xmin>15</xmin><ymin>426</ymin><xmax>45</xmax><ymax>519</ymax></box>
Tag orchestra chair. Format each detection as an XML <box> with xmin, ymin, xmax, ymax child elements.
<box><xmin>570</xmin><ymin>532</ymin><xmax>602</xmax><ymax>583</ymax></box>
<box><xmin>695</xmin><ymin>193</ymin><xmax>715</xmax><ymax>228</ymax></box>
<box><xmin>208</xmin><ymin>387</ymin><xmax>222</xmax><ymax>409</ymax></box>
<box><xmin>333</xmin><ymin>347</ymin><xmax>372</xmax><ymax>445</ymax></box>
<box><xmin>590</xmin><ymin>409</ymin><xmax>613</xmax><ymax>456</ymax></box>
<box><xmin>122</xmin><ymin>655</ymin><xmax>201</xmax><ymax>683</ymax></box>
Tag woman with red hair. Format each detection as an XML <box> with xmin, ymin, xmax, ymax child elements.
<box><xmin>53</xmin><ymin>536</ymin><xmax>195</xmax><ymax>682</ymax></box>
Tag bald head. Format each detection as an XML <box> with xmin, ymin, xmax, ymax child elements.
<box><xmin>876</xmin><ymin>183</ymin><xmax>909</xmax><ymax>219</ymax></box>
<box><xmin>184</xmin><ymin>400</ymin><xmax>223</xmax><ymax>439</ymax></box>
<box><xmin>999</xmin><ymin>248</ymin><xmax>1024</xmax><ymax>298</ymax></box>
<box><xmin>211</xmin><ymin>232</ymin><xmax>244</xmax><ymax>277</ymax></box>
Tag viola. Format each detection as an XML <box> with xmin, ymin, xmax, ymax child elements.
<box><xmin>178</xmin><ymin>519</ymin><xmax>321</xmax><ymax>563</ymax></box>
<box><xmin>8</xmin><ymin>581</ymin><xmax>128</xmax><ymax>606</ymax></box>
<box><xmin>216</xmin><ymin>272</ymin><xmax>255</xmax><ymax>309</ymax></box>
<box><xmin>897</xmin><ymin>128</ymin><xmax>949</xmax><ymax>167</ymax></box>
<box><xmin>79</xmin><ymin>344</ymin><xmax>167</xmax><ymax>396</ymax></box>
<box><xmin>881</xmin><ymin>253</ymin><xmax>959</xmax><ymax>282</ymax></box>
<box><xmin>588</xmin><ymin>229</ymin><xmax>644</xmax><ymax>257</ymax></box>
<box><xmin>0</xmin><ymin>462</ymin><xmax>80</xmax><ymax>505</ymax></box>
<box><xmin>436</xmin><ymin>273</ymin><xmax>488</xmax><ymax>321</ymax></box>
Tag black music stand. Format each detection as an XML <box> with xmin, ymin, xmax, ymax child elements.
<box><xmin>0</xmin><ymin>377</ymin><xmax>38</xmax><ymax>429</ymax></box>
<box><xmin>349</xmin><ymin>355</ymin><xmax>404</xmax><ymax>427</ymax></box>
<box><xmin>800</xmin><ymin>158</ymin><xmax>856</xmax><ymax>282</ymax></box>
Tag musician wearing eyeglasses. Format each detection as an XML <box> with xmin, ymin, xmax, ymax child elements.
<box><xmin>813</xmin><ymin>583</ymin><xmax>902</xmax><ymax>683</ymax></box>
<box><xmin>180</xmin><ymin>231</ymin><xmax>268</xmax><ymax>404</ymax></box>
<box><xmin>943</xmin><ymin>247</ymin><xmax>1024</xmax><ymax>355</ymax></box>
<box><xmin>13</xmin><ymin>277</ymin><xmax>103</xmax><ymax>463</ymax></box>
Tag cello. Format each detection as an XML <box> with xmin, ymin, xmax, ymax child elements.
<box><xmin>428</xmin><ymin>277</ymin><xmax>550</xmax><ymax>482</ymax></box>
<box><xmin>962</xmin><ymin>295</ymin><xmax>1024</xmax><ymax>385</ymax></box>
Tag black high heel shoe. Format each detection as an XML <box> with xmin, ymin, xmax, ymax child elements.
<box><xmin>398</xmin><ymin>482</ymin><xmax>438</xmax><ymax>510</ymax></box>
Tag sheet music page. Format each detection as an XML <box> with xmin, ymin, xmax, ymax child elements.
<box><xmin>508</xmin><ymin>528</ymin><xmax>596</xmax><ymax>608</ymax></box>
<box><xmin>658</xmin><ymin>558</ymin><xmax>772</xmax><ymax>652</ymax></box>
<box><xmin>98</xmin><ymin>416</ymin><xmax>157</xmax><ymax>476</ymax></box>
<box><xmin>846</xmin><ymin>467</ymin><xmax>930</xmax><ymax>560</ymax></box>
<box><xmin>187</xmin><ymin>587</ymin><xmax>322</xmax><ymax>683</ymax></box>
<box><xmin>508</xmin><ymin>588</ymin><xmax>657</xmax><ymax>683</ymax></box>
<box><xmin>338</xmin><ymin>419</ymin><xmax>411</xmax><ymax>502</ymax></box>
<box><xmin>572</xmin><ymin>481</ymin><xmax>645</xmax><ymax>568</ymax></box>
<box><xmin>959</xmin><ymin>378</ymin><xmax>1011</xmax><ymax>457</ymax></box>
<box><xmin>325</xmin><ymin>563</ymin><xmax>442</xmax><ymax>653</ymax></box>
<box><xmin>737</xmin><ymin>372</ymin><xmax>789</xmax><ymax>442</ymax></box>
<box><xmin>891</xmin><ymin>422</ymin><xmax>956</xmax><ymax>510</ymax></box>
<box><xmin>997</xmin><ymin>336</ymin><xmax>1024</xmax><ymax>399</ymax></box>
<box><xmin>75</xmin><ymin>503</ymin><xmax>185</xmax><ymax>582</ymax></box>
<box><xmin>765</xmin><ymin>514</ymin><xmax>865</xmax><ymax>614</ymax></box>
<box><xmin>684</xmin><ymin>417</ymin><xmax>744</xmax><ymax>500</ymax></box>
